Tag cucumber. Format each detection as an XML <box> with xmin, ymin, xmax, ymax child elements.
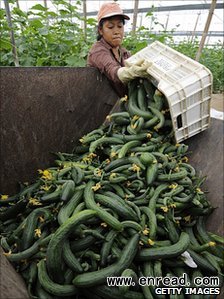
<box><xmin>139</xmin><ymin>152</ymin><xmax>156</xmax><ymax>166</ymax></box>
<box><xmin>21</xmin><ymin>207</ymin><xmax>52</xmax><ymax>250</ymax></box>
<box><xmin>71</xmin><ymin>227</ymin><xmax>104</xmax><ymax>252</ymax></box>
<box><xmin>0</xmin><ymin>199</ymin><xmax>28</xmax><ymax>222</ymax></box>
<box><xmin>61</xmin><ymin>180</ymin><xmax>75</xmax><ymax>201</ymax></box>
<box><xmin>40</xmin><ymin>187</ymin><xmax>62</xmax><ymax>202</ymax></box>
<box><xmin>89</xmin><ymin>136</ymin><xmax>124</xmax><ymax>153</ymax></box>
<box><xmin>146</xmin><ymin>163</ymin><xmax>158</xmax><ymax>186</ymax></box>
<box><xmin>157</xmin><ymin>168</ymin><xmax>188</xmax><ymax>181</ymax></box>
<box><xmin>119</xmin><ymin>268</ymin><xmax>138</xmax><ymax>295</ymax></box>
<box><xmin>137</xmin><ymin>83</ymin><xmax>148</xmax><ymax>111</ymax></box>
<box><xmin>37</xmin><ymin>259</ymin><xmax>78</xmax><ymax>296</ymax></box>
<box><xmin>164</xmin><ymin>211</ymin><xmax>180</xmax><ymax>244</ymax></box>
<box><xmin>95</xmin><ymin>193</ymin><xmax>138</xmax><ymax>221</ymax></box>
<box><xmin>143</xmin><ymin>115</ymin><xmax>159</xmax><ymax>129</ymax></box>
<box><xmin>187</xmin><ymin>249</ymin><xmax>218</xmax><ymax>274</ymax></box>
<box><xmin>127</xmin><ymin>88</ymin><xmax>153</xmax><ymax>120</ymax></box>
<box><xmin>118</xmin><ymin>140</ymin><xmax>141</xmax><ymax>158</ymax></box>
<box><xmin>35</xmin><ymin>279</ymin><xmax>53</xmax><ymax>299</ymax></box>
<box><xmin>142</xmin><ymin>78</ymin><xmax>155</xmax><ymax>101</ymax></box>
<box><xmin>136</xmin><ymin>232</ymin><xmax>190</xmax><ymax>261</ymax></box>
<box><xmin>105</xmin><ymin>156</ymin><xmax>145</xmax><ymax>173</ymax></box>
<box><xmin>73</xmin><ymin>233</ymin><xmax>140</xmax><ymax>287</ymax></box>
<box><xmin>6</xmin><ymin>233</ymin><xmax>52</xmax><ymax>262</ymax></box>
<box><xmin>148</xmin><ymin>106</ymin><xmax>165</xmax><ymax>129</ymax></box>
<box><xmin>71</xmin><ymin>166</ymin><xmax>84</xmax><ymax>184</ymax></box>
<box><xmin>57</xmin><ymin>189</ymin><xmax>83</xmax><ymax>225</ymax></box>
<box><xmin>140</xmin><ymin>206</ymin><xmax>157</xmax><ymax>240</ymax></box>
<box><xmin>62</xmin><ymin>239</ymin><xmax>83</xmax><ymax>273</ymax></box>
<box><xmin>148</xmin><ymin>183</ymin><xmax>169</xmax><ymax>213</ymax></box>
<box><xmin>84</xmin><ymin>181</ymin><xmax>123</xmax><ymax>231</ymax></box>
<box><xmin>121</xmin><ymin>220</ymin><xmax>142</xmax><ymax>232</ymax></box>
<box><xmin>112</xmin><ymin>132</ymin><xmax>149</xmax><ymax>142</ymax></box>
<box><xmin>46</xmin><ymin>209</ymin><xmax>96</xmax><ymax>283</ymax></box>
<box><xmin>100</xmin><ymin>229</ymin><xmax>118</xmax><ymax>267</ymax></box>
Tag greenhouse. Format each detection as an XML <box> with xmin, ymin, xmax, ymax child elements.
<box><xmin>0</xmin><ymin>1</ymin><xmax>224</xmax><ymax>299</ymax></box>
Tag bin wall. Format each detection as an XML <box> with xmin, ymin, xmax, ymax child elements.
<box><xmin>185</xmin><ymin>118</ymin><xmax>224</xmax><ymax>235</ymax></box>
<box><xmin>0</xmin><ymin>67</ymin><xmax>118</xmax><ymax>194</ymax></box>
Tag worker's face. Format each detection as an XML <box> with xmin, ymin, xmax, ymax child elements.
<box><xmin>99</xmin><ymin>16</ymin><xmax>124</xmax><ymax>48</ymax></box>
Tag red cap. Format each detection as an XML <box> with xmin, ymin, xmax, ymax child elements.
<box><xmin>97</xmin><ymin>2</ymin><xmax>130</xmax><ymax>24</ymax></box>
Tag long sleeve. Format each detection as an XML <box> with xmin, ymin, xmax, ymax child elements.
<box><xmin>87</xmin><ymin>39</ymin><xmax>131</xmax><ymax>97</ymax></box>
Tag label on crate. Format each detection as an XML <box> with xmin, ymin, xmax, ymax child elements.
<box><xmin>153</xmin><ymin>56</ymin><xmax>176</xmax><ymax>72</ymax></box>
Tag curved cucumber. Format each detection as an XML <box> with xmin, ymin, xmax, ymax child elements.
<box><xmin>38</xmin><ymin>259</ymin><xmax>78</xmax><ymax>296</ymax></box>
<box><xmin>84</xmin><ymin>181</ymin><xmax>123</xmax><ymax>231</ymax></box>
<box><xmin>46</xmin><ymin>209</ymin><xmax>96</xmax><ymax>283</ymax></box>
<box><xmin>73</xmin><ymin>233</ymin><xmax>140</xmax><ymax>287</ymax></box>
<box><xmin>89</xmin><ymin>137</ymin><xmax>124</xmax><ymax>153</ymax></box>
<box><xmin>136</xmin><ymin>232</ymin><xmax>190</xmax><ymax>261</ymax></box>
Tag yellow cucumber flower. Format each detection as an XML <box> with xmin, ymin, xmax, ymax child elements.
<box><xmin>34</xmin><ymin>228</ymin><xmax>41</xmax><ymax>238</ymax></box>
<box><xmin>1</xmin><ymin>194</ymin><xmax>8</xmax><ymax>200</ymax></box>
<box><xmin>92</xmin><ymin>183</ymin><xmax>101</xmax><ymax>191</ymax></box>
<box><xmin>160</xmin><ymin>206</ymin><xmax>169</xmax><ymax>213</ymax></box>
<box><xmin>148</xmin><ymin>239</ymin><xmax>155</xmax><ymax>246</ymax></box>
<box><xmin>29</xmin><ymin>197</ymin><xmax>42</xmax><ymax>206</ymax></box>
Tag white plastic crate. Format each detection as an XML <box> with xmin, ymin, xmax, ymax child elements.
<box><xmin>126</xmin><ymin>41</ymin><xmax>213</xmax><ymax>143</ymax></box>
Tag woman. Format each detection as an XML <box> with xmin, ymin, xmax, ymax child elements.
<box><xmin>87</xmin><ymin>2</ymin><xmax>150</xmax><ymax>97</ymax></box>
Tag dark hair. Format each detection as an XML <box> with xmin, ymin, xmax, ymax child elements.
<box><xmin>96</xmin><ymin>17</ymin><xmax>125</xmax><ymax>41</ymax></box>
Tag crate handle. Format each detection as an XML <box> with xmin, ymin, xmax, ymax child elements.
<box><xmin>177</xmin><ymin>115</ymin><xmax>183</xmax><ymax>129</ymax></box>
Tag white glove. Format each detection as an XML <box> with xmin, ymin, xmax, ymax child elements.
<box><xmin>117</xmin><ymin>59</ymin><xmax>153</xmax><ymax>83</ymax></box>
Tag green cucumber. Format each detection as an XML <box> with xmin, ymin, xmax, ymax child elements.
<box><xmin>146</xmin><ymin>163</ymin><xmax>158</xmax><ymax>186</ymax></box>
<box><xmin>140</xmin><ymin>206</ymin><xmax>157</xmax><ymax>240</ymax></box>
<box><xmin>84</xmin><ymin>181</ymin><xmax>123</xmax><ymax>231</ymax></box>
<box><xmin>96</xmin><ymin>193</ymin><xmax>138</xmax><ymax>221</ymax></box>
<box><xmin>118</xmin><ymin>140</ymin><xmax>141</xmax><ymax>158</ymax></box>
<box><xmin>128</xmin><ymin>87</ymin><xmax>153</xmax><ymax>120</ymax></box>
<box><xmin>157</xmin><ymin>168</ymin><xmax>188</xmax><ymax>181</ymax></box>
<box><xmin>100</xmin><ymin>229</ymin><xmax>118</xmax><ymax>267</ymax></box>
<box><xmin>73</xmin><ymin>233</ymin><xmax>140</xmax><ymax>287</ymax></box>
<box><xmin>61</xmin><ymin>181</ymin><xmax>75</xmax><ymax>200</ymax></box>
<box><xmin>21</xmin><ymin>207</ymin><xmax>52</xmax><ymax>250</ymax></box>
<box><xmin>46</xmin><ymin>209</ymin><xmax>96</xmax><ymax>283</ymax></box>
<box><xmin>57</xmin><ymin>189</ymin><xmax>83</xmax><ymax>225</ymax></box>
<box><xmin>89</xmin><ymin>136</ymin><xmax>124</xmax><ymax>153</ymax></box>
<box><xmin>38</xmin><ymin>259</ymin><xmax>77</xmax><ymax>296</ymax></box>
<box><xmin>148</xmin><ymin>106</ymin><xmax>165</xmax><ymax>129</ymax></box>
<box><xmin>6</xmin><ymin>233</ymin><xmax>52</xmax><ymax>262</ymax></box>
<box><xmin>62</xmin><ymin>239</ymin><xmax>83</xmax><ymax>273</ymax></box>
<box><xmin>136</xmin><ymin>232</ymin><xmax>190</xmax><ymax>261</ymax></box>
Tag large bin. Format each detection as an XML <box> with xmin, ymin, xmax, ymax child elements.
<box><xmin>0</xmin><ymin>67</ymin><xmax>119</xmax><ymax>194</ymax></box>
<box><xmin>0</xmin><ymin>67</ymin><xmax>223</xmax><ymax>298</ymax></box>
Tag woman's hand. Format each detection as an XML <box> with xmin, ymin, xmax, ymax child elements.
<box><xmin>117</xmin><ymin>59</ymin><xmax>152</xmax><ymax>83</ymax></box>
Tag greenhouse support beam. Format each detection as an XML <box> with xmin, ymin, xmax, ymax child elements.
<box><xmin>84</xmin><ymin>3</ymin><xmax>223</xmax><ymax>17</ymax></box>
<box><xmin>191</xmin><ymin>12</ymin><xmax>201</xmax><ymax>42</ymax></box>
<box><xmin>83</xmin><ymin>0</ymin><xmax>87</xmax><ymax>41</ymax></box>
<box><xmin>15</xmin><ymin>0</ymin><xmax>19</xmax><ymax>9</ymax></box>
<box><xmin>148</xmin><ymin>31</ymin><xmax>223</xmax><ymax>37</ymax></box>
<box><xmin>195</xmin><ymin>0</ymin><xmax>217</xmax><ymax>61</ymax></box>
<box><xmin>132</xmin><ymin>0</ymin><xmax>139</xmax><ymax>34</ymax></box>
<box><xmin>3</xmin><ymin>0</ymin><xmax>19</xmax><ymax>66</ymax></box>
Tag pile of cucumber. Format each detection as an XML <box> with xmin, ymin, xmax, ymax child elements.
<box><xmin>0</xmin><ymin>78</ymin><xmax>223</xmax><ymax>299</ymax></box>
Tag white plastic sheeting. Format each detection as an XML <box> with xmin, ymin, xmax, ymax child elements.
<box><xmin>1</xmin><ymin>1</ymin><xmax>223</xmax><ymax>44</ymax></box>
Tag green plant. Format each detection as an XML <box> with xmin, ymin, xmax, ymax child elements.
<box><xmin>0</xmin><ymin>0</ymin><xmax>96</xmax><ymax>66</ymax></box>
<box><xmin>123</xmin><ymin>8</ymin><xmax>176</xmax><ymax>54</ymax></box>
<box><xmin>171</xmin><ymin>40</ymin><xmax>224</xmax><ymax>93</ymax></box>
<box><xmin>1</xmin><ymin>1</ymin><xmax>223</xmax><ymax>92</ymax></box>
